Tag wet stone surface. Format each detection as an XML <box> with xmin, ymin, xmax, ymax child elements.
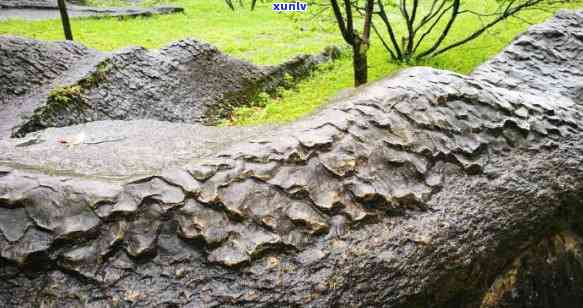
<box><xmin>0</xmin><ymin>36</ymin><xmax>339</xmax><ymax>139</ymax></box>
<box><xmin>0</xmin><ymin>10</ymin><xmax>582</xmax><ymax>308</ymax></box>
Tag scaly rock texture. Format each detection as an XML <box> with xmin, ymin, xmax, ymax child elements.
<box><xmin>0</xmin><ymin>36</ymin><xmax>339</xmax><ymax>138</ymax></box>
<box><xmin>0</xmin><ymin>10</ymin><xmax>582</xmax><ymax>308</ymax></box>
<box><xmin>0</xmin><ymin>36</ymin><xmax>96</xmax><ymax>100</ymax></box>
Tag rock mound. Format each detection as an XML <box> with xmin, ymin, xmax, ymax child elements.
<box><xmin>0</xmin><ymin>36</ymin><xmax>340</xmax><ymax>138</ymax></box>
<box><xmin>0</xmin><ymin>10</ymin><xmax>582</xmax><ymax>308</ymax></box>
<box><xmin>0</xmin><ymin>36</ymin><xmax>94</xmax><ymax>99</ymax></box>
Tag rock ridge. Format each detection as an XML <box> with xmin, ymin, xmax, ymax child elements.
<box><xmin>0</xmin><ymin>10</ymin><xmax>582</xmax><ymax>308</ymax></box>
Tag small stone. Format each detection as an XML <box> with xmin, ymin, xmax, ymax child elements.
<box><xmin>185</xmin><ymin>163</ymin><xmax>216</xmax><ymax>181</ymax></box>
<box><xmin>296</xmin><ymin>248</ymin><xmax>328</xmax><ymax>265</ymax></box>
<box><xmin>286</xmin><ymin>202</ymin><xmax>328</xmax><ymax>234</ymax></box>
<box><xmin>161</xmin><ymin>167</ymin><xmax>201</xmax><ymax>194</ymax></box>
<box><xmin>514</xmin><ymin>107</ymin><xmax>529</xmax><ymax>118</ymax></box>
<box><xmin>0</xmin><ymin>207</ymin><xmax>31</xmax><ymax>242</ymax></box>
<box><xmin>176</xmin><ymin>199</ymin><xmax>229</xmax><ymax>245</ymax></box>
<box><xmin>208</xmin><ymin>240</ymin><xmax>250</xmax><ymax>267</ymax></box>
<box><xmin>56</xmin><ymin>212</ymin><xmax>101</xmax><ymax>239</ymax></box>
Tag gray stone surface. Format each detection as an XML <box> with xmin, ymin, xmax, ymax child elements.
<box><xmin>0</xmin><ymin>120</ymin><xmax>269</xmax><ymax>178</ymax></box>
<box><xmin>0</xmin><ymin>10</ymin><xmax>583</xmax><ymax>308</ymax></box>
<box><xmin>0</xmin><ymin>0</ymin><xmax>184</xmax><ymax>21</ymax></box>
<box><xmin>0</xmin><ymin>36</ymin><xmax>106</xmax><ymax>139</ymax></box>
<box><xmin>0</xmin><ymin>36</ymin><xmax>340</xmax><ymax>138</ymax></box>
<box><xmin>0</xmin><ymin>0</ymin><xmax>57</xmax><ymax>9</ymax></box>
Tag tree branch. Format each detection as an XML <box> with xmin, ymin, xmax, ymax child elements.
<box><xmin>429</xmin><ymin>0</ymin><xmax>544</xmax><ymax>58</ymax></box>
<box><xmin>416</xmin><ymin>0</ymin><xmax>461</xmax><ymax>59</ymax></box>
<box><xmin>412</xmin><ymin>2</ymin><xmax>454</xmax><ymax>54</ymax></box>
<box><xmin>414</xmin><ymin>0</ymin><xmax>447</xmax><ymax>33</ymax></box>
<box><xmin>377</xmin><ymin>0</ymin><xmax>403</xmax><ymax>60</ymax></box>
<box><xmin>330</xmin><ymin>0</ymin><xmax>353</xmax><ymax>45</ymax></box>
<box><xmin>406</xmin><ymin>0</ymin><xmax>419</xmax><ymax>55</ymax></box>
<box><xmin>371</xmin><ymin>20</ymin><xmax>397</xmax><ymax>60</ymax></box>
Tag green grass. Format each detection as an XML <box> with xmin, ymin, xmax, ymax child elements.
<box><xmin>0</xmin><ymin>0</ymin><xmax>581</xmax><ymax>125</ymax></box>
<box><xmin>229</xmin><ymin>1</ymin><xmax>583</xmax><ymax>125</ymax></box>
<box><xmin>0</xmin><ymin>0</ymin><xmax>338</xmax><ymax>64</ymax></box>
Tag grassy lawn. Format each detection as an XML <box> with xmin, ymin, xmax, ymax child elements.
<box><xmin>0</xmin><ymin>0</ymin><xmax>338</xmax><ymax>64</ymax></box>
<box><xmin>1</xmin><ymin>0</ymin><xmax>581</xmax><ymax>125</ymax></box>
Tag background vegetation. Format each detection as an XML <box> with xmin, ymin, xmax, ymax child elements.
<box><xmin>1</xmin><ymin>0</ymin><xmax>581</xmax><ymax>125</ymax></box>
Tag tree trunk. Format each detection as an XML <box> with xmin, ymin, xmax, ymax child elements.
<box><xmin>352</xmin><ymin>40</ymin><xmax>368</xmax><ymax>86</ymax></box>
<box><xmin>57</xmin><ymin>0</ymin><xmax>73</xmax><ymax>41</ymax></box>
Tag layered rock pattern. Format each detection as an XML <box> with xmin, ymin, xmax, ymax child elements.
<box><xmin>0</xmin><ymin>36</ymin><xmax>95</xmax><ymax>100</ymax></box>
<box><xmin>0</xmin><ymin>10</ymin><xmax>582</xmax><ymax>308</ymax></box>
<box><xmin>0</xmin><ymin>36</ymin><xmax>339</xmax><ymax>138</ymax></box>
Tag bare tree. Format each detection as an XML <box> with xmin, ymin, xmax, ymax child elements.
<box><xmin>330</xmin><ymin>0</ymin><xmax>375</xmax><ymax>86</ymax></box>
<box><xmin>223</xmin><ymin>0</ymin><xmax>577</xmax><ymax>86</ymax></box>
<box><xmin>373</xmin><ymin>0</ymin><xmax>574</xmax><ymax>62</ymax></box>
<box><xmin>57</xmin><ymin>0</ymin><xmax>73</xmax><ymax>41</ymax></box>
<box><xmin>325</xmin><ymin>0</ymin><xmax>579</xmax><ymax>86</ymax></box>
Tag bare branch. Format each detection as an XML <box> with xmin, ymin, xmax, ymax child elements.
<box><xmin>427</xmin><ymin>0</ymin><xmax>545</xmax><ymax>58</ymax></box>
<box><xmin>330</xmin><ymin>0</ymin><xmax>354</xmax><ymax>45</ymax></box>
<box><xmin>372</xmin><ymin>20</ymin><xmax>397</xmax><ymax>60</ymax></box>
<box><xmin>225</xmin><ymin>0</ymin><xmax>235</xmax><ymax>10</ymax></box>
<box><xmin>412</xmin><ymin>2</ymin><xmax>454</xmax><ymax>53</ymax></box>
<box><xmin>414</xmin><ymin>0</ymin><xmax>445</xmax><ymax>33</ymax></box>
<box><xmin>416</xmin><ymin>0</ymin><xmax>461</xmax><ymax>59</ymax></box>
<box><xmin>406</xmin><ymin>0</ymin><xmax>419</xmax><ymax>54</ymax></box>
<box><xmin>377</xmin><ymin>0</ymin><xmax>403</xmax><ymax>60</ymax></box>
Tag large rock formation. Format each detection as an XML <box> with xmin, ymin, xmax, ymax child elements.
<box><xmin>0</xmin><ymin>10</ymin><xmax>582</xmax><ymax>308</ymax></box>
<box><xmin>0</xmin><ymin>36</ymin><xmax>340</xmax><ymax>138</ymax></box>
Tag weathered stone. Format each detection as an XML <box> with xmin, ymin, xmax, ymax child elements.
<box><xmin>0</xmin><ymin>36</ymin><xmax>339</xmax><ymax>139</ymax></box>
<box><xmin>239</xmin><ymin>225</ymin><xmax>281</xmax><ymax>257</ymax></box>
<box><xmin>285</xmin><ymin>201</ymin><xmax>328</xmax><ymax>234</ymax></box>
<box><xmin>0</xmin><ymin>10</ymin><xmax>582</xmax><ymax>308</ymax></box>
<box><xmin>207</xmin><ymin>240</ymin><xmax>250</xmax><ymax>267</ymax></box>
<box><xmin>0</xmin><ymin>207</ymin><xmax>31</xmax><ymax>242</ymax></box>
<box><xmin>111</xmin><ymin>177</ymin><xmax>185</xmax><ymax>214</ymax></box>
<box><xmin>160</xmin><ymin>167</ymin><xmax>200</xmax><ymax>194</ymax></box>
<box><xmin>176</xmin><ymin>199</ymin><xmax>229</xmax><ymax>245</ymax></box>
<box><xmin>56</xmin><ymin>211</ymin><xmax>100</xmax><ymax>239</ymax></box>
<box><xmin>20</xmin><ymin>184</ymin><xmax>101</xmax><ymax>238</ymax></box>
<box><xmin>58</xmin><ymin>242</ymin><xmax>100</xmax><ymax>279</ymax></box>
<box><xmin>1</xmin><ymin>228</ymin><xmax>52</xmax><ymax>265</ymax></box>
<box><xmin>124</xmin><ymin>203</ymin><xmax>162</xmax><ymax>257</ymax></box>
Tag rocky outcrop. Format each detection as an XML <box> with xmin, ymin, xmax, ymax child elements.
<box><xmin>0</xmin><ymin>36</ymin><xmax>340</xmax><ymax>138</ymax></box>
<box><xmin>0</xmin><ymin>0</ymin><xmax>184</xmax><ymax>19</ymax></box>
<box><xmin>0</xmin><ymin>10</ymin><xmax>582</xmax><ymax>308</ymax></box>
<box><xmin>0</xmin><ymin>36</ymin><xmax>94</xmax><ymax>99</ymax></box>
